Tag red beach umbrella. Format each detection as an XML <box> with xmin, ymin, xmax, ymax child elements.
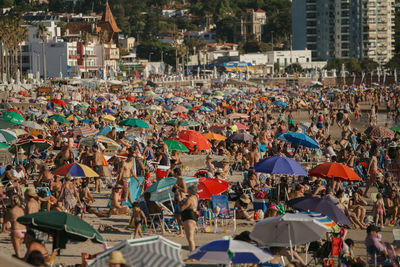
<box><xmin>309</xmin><ymin>162</ymin><xmax>361</xmax><ymax>182</ymax></box>
<box><xmin>197</xmin><ymin>178</ymin><xmax>229</xmax><ymax>199</ymax></box>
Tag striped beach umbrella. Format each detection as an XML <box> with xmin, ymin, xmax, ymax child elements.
<box><xmin>298</xmin><ymin>212</ymin><xmax>339</xmax><ymax>233</ymax></box>
<box><xmin>0</xmin><ymin>129</ymin><xmax>17</xmax><ymax>143</ymax></box>
<box><xmin>141</xmin><ymin>176</ymin><xmax>198</xmax><ymax>202</ymax></box>
<box><xmin>81</xmin><ymin>135</ymin><xmax>120</xmax><ymax>152</ymax></box>
<box><xmin>9</xmin><ymin>139</ymin><xmax>52</xmax><ymax>154</ymax></box>
<box><xmin>88</xmin><ymin>236</ymin><xmax>183</xmax><ymax>267</ymax></box>
<box><xmin>72</xmin><ymin>126</ymin><xmax>98</xmax><ymax>137</ymax></box>
<box><xmin>53</xmin><ymin>163</ymin><xmax>99</xmax><ymax>178</ymax></box>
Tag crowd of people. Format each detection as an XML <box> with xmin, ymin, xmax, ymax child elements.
<box><xmin>1</xmin><ymin>83</ymin><xmax>400</xmax><ymax>266</ymax></box>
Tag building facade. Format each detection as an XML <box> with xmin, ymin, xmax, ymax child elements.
<box><xmin>292</xmin><ymin>0</ymin><xmax>395</xmax><ymax>64</ymax></box>
<box><xmin>234</xmin><ymin>9</ymin><xmax>267</xmax><ymax>42</ymax></box>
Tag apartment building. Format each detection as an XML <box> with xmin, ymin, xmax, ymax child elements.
<box><xmin>292</xmin><ymin>0</ymin><xmax>395</xmax><ymax>64</ymax></box>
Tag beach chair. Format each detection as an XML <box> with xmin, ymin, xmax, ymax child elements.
<box><xmin>367</xmin><ymin>246</ymin><xmax>392</xmax><ymax>267</ymax></box>
<box><xmin>138</xmin><ymin>201</ymin><xmax>163</xmax><ymax>233</ymax></box>
<box><xmin>211</xmin><ymin>195</ymin><xmax>236</xmax><ymax>232</ymax></box>
<box><xmin>47</xmin><ymin>249</ymin><xmax>59</xmax><ymax>267</ymax></box>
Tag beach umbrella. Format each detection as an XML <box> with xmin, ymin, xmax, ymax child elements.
<box><xmin>391</xmin><ymin>126</ymin><xmax>400</xmax><ymax>134</ymax></box>
<box><xmin>53</xmin><ymin>163</ymin><xmax>99</xmax><ymax>178</ymax></box>
<box><xmin>103</xmin><ymin>108</ymin><xmax>115</xmax><ymax>115</ymax></box>
<box><xmin>9</xmin><ymin>139</ymin><xmax>52</xmax><ymax>154</ymax></box>
<box><xmin>173</xmin><ymin>105</ymin><xmax>188</xmax><ymax>113</ymax></box>
<box><xmin>164</xmin><ymin>140</ymin><xmax>189</xmax><ymax>152</ymax></box>
<box><xmin>18</xmin><ymin>91</ymin><xmax>28</xmax><ymax>96</ymax></box>
<box><xmin>250</xmin><ymin>213</ymin><xmax>328</xmax><ymax>247</ymax></box>
<box><xmin>72</xmin><ymin>126</ymin><xmax>98</xmax><ymax>137</ymax></box>
<box><xmin>142</xmin><ymin>177</ymin><xmax>198</xmax><ymax>202</ymax></box>
<box><xmin>180</xmin><ymin>120</ymin><xmax>200</xmax><ymax>127</ymax></box>
<box><xmin>0</xmin><ymin>129</ymin><xmax>17</xmax><ymax>143</ymax></box>
<box><xmin>126</xmin><ymin>96</ymin><xmax>138</xmax><ymax>102</ymax></box>
<box><xmin>81</xmin><ymin>136</ymin><xmax>120</xmax><ymax>152</ymax></box>
<box><xmin>49</xmin><ymin>115</ymin><xmax>69</xmax><ymax>124</ymax></box>
<box><xmin>175</xmin><ymin>130</ymin><xmax>211</xmax><ymax>151</ymax></box>
<box><xmin>121</xmin><ymin>105</ymin><xmax>137</xmax><ymax>113</ymax></box>
<box><xmin>101</xmin><ymin>115</ymin><xmax>115</xmax><ymax>122</ymax></box>
<box><xmin>12</xmin><ymin>129</ymin><xmax>28</xmax><ymax>136</ymax></box>
<box><xmin>0</xmin><ymin>119</ymin><xmax>15</xmax><ymax>129</ymax></box>
<box><xmin>52</xmin><ymin>99</ymin><xmax>66</xmax><ymax>106</ymax></box>
<box><xmin>274</xmin><ymin>101</ymin><xmax>288</xmax><ymax>108</ymax></box>
<box><xmin>3</xmin><ymin>111</ymin><xmax>24</xmax><ymax>124</ymax></box>
<box><xmin>0</xmin><ymin>143</ymin><xmax>10</xmax><ymax>149</ymax></box>
<box><xmin>119</xmin><ymin>118</ymin><xmax>149</xmax><ymax>128</ymax></box>
<box><xmin>287</xmin><ymin>197</ymin><xmax>351</xmax><ymax>225</ymax></box>
<box><xmin>66</xmin><ymin>114</ymin><xmax>83</xmax><ymax>121</ymax></box>
<box><xmin>18</xmin><ymin>211</ymin><xmax>104</xmax><ymax>250</ymax></box>
<box><xmin>197</xmin><ymin>178</ymin><xmax>229</xmax><ymax>200</ymax></box>
<box><xmin>123</xmin><ymin>135</ymin><xmax>144</xmax><ymax>144</ymax></box>
<box><xmin>308</xmin><ymin>162</ymin><xmax>361</xmax><ymax>182</ymax></box>
<box><xmin>230</xmin><ymin>123</ymin><xmax>249</xmax><ymax>130</ymax></box>
<box><xmin>203</xmin><ymin>133</ymin><xmax>227</xmax><ymax>141</ymax></box>
<box><xmin>228</xmin><ymin>133</ymin><xmax>254</xmax><ymax>142</ymax></box>
<box><xmin>96</xmin><ymin>97</ymin><xmax>106</xmax><ymax>102</ymax></box>
<box><xmin>200</xmin><ymin>106</ymin><xmax>211</xmax><ymax>112</ymax></box>
<box><xmin>189</xmin><ymin>239</ymin><xmax>273</xmax><ymax>264</ymax></box>
<box><xmin>88</xmin><ymin>236</ymin><xmax>183</xmax><ymax>267</ymax></box>
<box><xmin>253</xmin><ymin>156</ymin><xmax>307</xmax><ymax>175</ymax></box>
<box><xmin>369</xmin><ymin>126</ymin><xmax>395</xmax><ymax>139</ymax></box>
<box><xmin>97</xmin><ymin>126</ymin><xmax>125</xmax><ymax>136</ymax></box>
<box><xmin>299</xmin><ymin>212</ymin><xmax>339</xmax><ymax>233</ymax></box>
<box><xmin>7</xmin><ymin>108</ymin><xmax>23</xmax><ymax>116</ymax></box>
<box><xmin>225</xmin><ymin>113</ymin><xmax>249</xmax><ymax>120</ymax></box>
<box><xmin>276</xmin><ymin>131</ymin><xmax>320</xmax><ymax>149</ymax></box>
<box><xmin>21</xmin><ymin>121</ymin><xmax>43</xmax><ymax>130</ymax></box>
<box><xmin>175</xmin><ymin>112</ymin><xmax>188</xmax><ymax>119</ymax></box>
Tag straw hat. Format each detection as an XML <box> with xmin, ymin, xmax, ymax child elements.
<box><xmin>25</xmin><ymin>188</ymin><xmax>38</xmax><ymax>198</ymax></box>
<box><xmin>18</xmin><ymin>148</ymin><xmax>25</xmax><ymax>154</ymax></box>
<box><xmin>106</xmin><ymin>251</ymin><xmax>126</xmax><ymax>264</ymax></box>
<box><xmin>240</xmin><ymin>194</ymin><xmax>251</xmax><ymax>204</ymax></box>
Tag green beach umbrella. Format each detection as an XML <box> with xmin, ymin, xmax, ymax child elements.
<box><xmin>391</xmin><ymin>126</ymin><xmax>400</xmax><ymax>133</ymax></box>
<box><xmin>0</xmin><ymin>142</ymin><xmax>10</xmax><ymax>149</ymax></box>
<box><xmin>181</xmin><ymin>120</ymin><xmax>200</xmax><ymax>127</ymax></box>
<box><xmin>164</xmin><ymin>139</ymin><xmax>189</xmax><ymax>152</ymax></box>
<box><xmin>119</xmin><ymin>118</ymin><xmax>149</xmax><ymax>128</ymax></box>
<box><xmin>165</xmin><ymin>119</ymin><xmax>181</xmax><ymax>126</ymax></box>
<box><xmin>0</xmin><ymin>129</ymin><xmax>17</xmax><ymax>143</ymax></box>
<box><xmin>0</xmin><ymin>119</ymin><xmax>15</xmax><ymax>129</ymax></box>
<box><xmin>3</xmin><ymin>111</ymin><xmax>25</xmax><ymax>124</ymax></box>
<box><xmin>18</xmin><ymin>211</ymin><xmax>105</xmax><ymax>250</ymax></box>
<box><xmin>49</xmin><ymin>115</ymin><xmax>70</xmax><ymax>124</ymax></box>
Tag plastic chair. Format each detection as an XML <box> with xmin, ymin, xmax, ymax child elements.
<box><xmin>211</xmin><ymin>195</ymin><xmax>236</xmax><ymax>232</ymax></box>
<box><xmin>138</xmin><ymin>201</ymin><xmax>163</xmax><ymax>233</ymax></box>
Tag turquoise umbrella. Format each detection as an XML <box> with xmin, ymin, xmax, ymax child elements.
<box><xmin>142</xmin><ymin>177</ymin><xmax>198</xmax><ymax>202</ymax></box>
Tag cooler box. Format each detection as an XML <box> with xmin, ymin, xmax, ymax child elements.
<box><xmin>253</xmin><ymin>199</ymin><xmax>268</xmax><ymax>212</ymax></box>
<box><xmin>156</xmin><ymin>165</ymin><xmax>170</xmax><ymax>179</ymax></box>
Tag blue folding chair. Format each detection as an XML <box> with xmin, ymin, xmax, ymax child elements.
<box><xmin>211</xmin><ymin>195</ymin><xmax>236</xmax><ymax>232</ymax></box>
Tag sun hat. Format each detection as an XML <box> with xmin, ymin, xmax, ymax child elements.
<box><xmin>240</xmin><ymin>194</ymin><xmax>251</xmax><ymax>204</ymax></box>
<box><xmin>106</xmin><ymin>251</ymin><xmax>126</xmax><ymax>264</ymax></box>
<box><xmin>18</xmin><ymin>148</ymin><xmax>25</xmax><ymax>153</ymax></box>
<box><xmin>25</xmin><ymin>188</ymin><xmax>38</xmax><ymax>198</ymax></box>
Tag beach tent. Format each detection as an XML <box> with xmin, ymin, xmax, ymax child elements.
<box><xmin>88</xmin><ymin>235</ymin><xmax>184</xmax><ymax>267</ymax></box>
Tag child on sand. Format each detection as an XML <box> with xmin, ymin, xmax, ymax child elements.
<box><xmin>375</xmin><ymin>193</ymin><xmax>385</xmax><ymax>228</ymax></box>
<box><xmin>129</xmin><ymin>203</ymin><xmax>147</xmax><ymax>238</ymax></box>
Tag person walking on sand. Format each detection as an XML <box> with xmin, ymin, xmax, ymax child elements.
<box><xmin>5</xmin><ymin>195</ymin><xmax>26</xmax><ymax>259</ymax></box>
<box><xmin>364</xmin><ymin>150</ymin><xmax>379</xmax><ymax>196</ymax></box>
<box><xmin>118</xmin><ymin>154</ymin><xmax>140</xmax><ymax>205</ymax></box>
<box><xmin>129</xmin><ymin>202</ymin><xmax>147</xmax><ymax>239</ymax></box>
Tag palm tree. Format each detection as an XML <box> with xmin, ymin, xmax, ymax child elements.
<box><xmin>36</xmin><ymin>24</ymin><xmax>49</xmax><ymax>80</ymax></box>
<box><xmin>81</xmin><ymin>31</ymin><xmax>91</xmax><ymax>78</ymax></box>
<box><xmin>173</xmin><ymin>33</ymin><xmax>187</xmax><ymax>74</ymax></box>
<box><xmin>17</xmin><ymin>25</ymin><xmax>28</xmax><ymax>79</ymax></box>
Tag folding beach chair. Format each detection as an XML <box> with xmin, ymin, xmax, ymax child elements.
<box><xmin>211</xmin><ymin>195</ymin><xmax>236</xmax><ymax>232</ymax></box>
<box><xmin>138</xmin><ymin>201</ymin><xmax>163</xmax><ymax>233</ymax></box>
<box><xmin>367</xmin><ymin>246</ymin><xmax>392</xmax><ymax>267</ymax></box>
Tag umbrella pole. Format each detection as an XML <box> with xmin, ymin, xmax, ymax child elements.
<box><xmin>288</xmin><ymin>223</ymin><xmax>294</xmax><ymax>261</ymax></box>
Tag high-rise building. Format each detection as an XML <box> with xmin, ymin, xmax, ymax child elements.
<box><xmin>292</xmin><ymin>0</ymin><xmax>395</xmax><ymax>64</ymax></box>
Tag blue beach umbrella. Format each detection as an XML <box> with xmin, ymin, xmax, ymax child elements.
<box><xmin>97</xmin><ymin>126</ymin><xmax>125</xmax><ymax>136</ymax></box>
<box><xmin>274</xmin><ymin>101</ymin><xmax>288</xmax><ymax>108</ymax></box>
<box><xmin>189</xmin><ymin>239</ymin><xmax>273</xmax><ymax>264</ymax></box>
<box><xmin>275</xmin><ymin>131</ymin><xmax>320</xmax><ymax>149</ymax></box>
<box><xmin>103</xmin><ymin>108</ymin><xmax>115</xmax><ymax>115</ymax></box>
<box><xmin>253</xmin><ymin>156</ymin><xmax>307</xmax><ymax>176</ymax></box>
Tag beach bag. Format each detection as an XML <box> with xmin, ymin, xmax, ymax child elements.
<box><xmin>254</xmin><ymin>191</ymin><xmax>266</xmax><ymax>199</ymax></box>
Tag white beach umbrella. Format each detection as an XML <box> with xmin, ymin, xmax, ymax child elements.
<box><xmin>250</xmin><ymin>213</ymin><xmax>328</xmax><ymax>247</ymax></box>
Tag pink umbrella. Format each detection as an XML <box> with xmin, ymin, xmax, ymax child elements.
<box><xmin>173</xmin><ymin>105</ymin><xmax>188</xmax><ymax>113</ymax></box>
<box><xmin>231</xmin><ymin>123</ymin><xmax>249</xmax><ymax>130</ymax></box>
<box><xmin>225</xmin><ymin>113</ymin><xmax>249</xmax><ymax>120</ymax></box>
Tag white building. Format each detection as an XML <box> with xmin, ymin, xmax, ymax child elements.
<box><xmin>239</xmin><ymin>50</ymin><xmax>326</xmax><ymax>70</ymax></box>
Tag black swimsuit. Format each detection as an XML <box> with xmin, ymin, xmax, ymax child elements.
<box><xmin>181</xmin><ymin>208</ymin><xmax>197</xmax><ymax>222</ymax></box>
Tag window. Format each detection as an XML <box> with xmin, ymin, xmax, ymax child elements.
<box><xmin>296</xmin><ymin>58</ymin><xmax>299</xmax><ymax>63</ymax></box>
<box><xmin>306</xmin><ymin>58</ymin><xmax>310</xmax><ymax>62</ymax></box>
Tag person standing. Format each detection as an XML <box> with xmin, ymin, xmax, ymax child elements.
<box><xmin>92</xmin><ymin>145</ymin><xmax>104</xmax><ymax>193</ymax></box>
<box><xmin>5</xmin><ymin>195</ymin><xmax>26</xmax><ymax>259</ymax></box>
<box><xmin>364</xmin><ymin>150</ymin><xmax>379</xmax><ymax>196</ymax></box>
<box><xmin>177</xmin><ymin>185</ymin><xmax>198</xmax><ymax>258</ymax></box>
<box><xmin>118</xmin><ymin>154</ymin><xmax>140</xmax><ymax>205</ymax></box>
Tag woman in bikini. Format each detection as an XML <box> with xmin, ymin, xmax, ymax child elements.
<box><xmin>6</xmin><ymin>195</ymin><xmax>26</xmax><ymax>259</ymax></box>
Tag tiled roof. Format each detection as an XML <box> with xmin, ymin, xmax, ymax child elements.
<box><xmin>255</xmin><ymin>8</ymin><xmax>265</xmax><ymax>13</ymax></box>
<box><xmin>101</xmin><ymin>2</ymin><xmax>121</xmax><ymax>33</ymax></box>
